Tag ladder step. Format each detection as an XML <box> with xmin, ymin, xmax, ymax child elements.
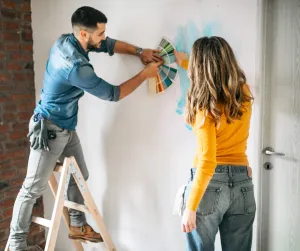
<box><xmin>53</xmin><ymin>163</ymin><xmax>64</xmax><ymax>173</ymax></box>
<box><xmin>64</xmin><ymin>201</ymin><xmax>90</xmax><ymax>214</ymax></box>
<box><xmin>32</xmin><ymin>216</ymin><xmax>51</xmax><ymax>228</ymax></box>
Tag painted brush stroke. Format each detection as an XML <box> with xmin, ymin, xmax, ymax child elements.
<box><xmin>174</xmin><ymin>21</ymin><xmax>219</xmax><ymax>129</ymax></box>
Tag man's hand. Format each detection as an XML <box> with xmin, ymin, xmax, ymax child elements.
<box><xmin>27</xmin><ymin>119</ymin><xmax>49</xmax><ymax>151</ymax></box>
<box><xmin>140</xmin><ymin>49</ymin><xmax>163</xmax><ymax>65</ymax></box>
<box><xmin>118</xmin><ymin>61</ymin><xmax>163</xmax><ymax>100</ymax></box>
<box><xmin>142</xmin><ymin>61</ymin><xmax>163</xmax><ymax>78</ymax></box>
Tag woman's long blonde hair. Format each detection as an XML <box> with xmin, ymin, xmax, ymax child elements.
<box><xmin>185</xmin><ymin>36</ymin><xmax>253</xmax><ymax>126</ymax></box>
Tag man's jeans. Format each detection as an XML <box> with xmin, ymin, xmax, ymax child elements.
<box><xmin>184</xmin><ymin>165</ymin><xmax>256</xmax><ymax>251</ymax></box>
<box><xmin>9</xmin><ymin>117</ymin><xmax>89</xmax><ymax>250</ymax></box>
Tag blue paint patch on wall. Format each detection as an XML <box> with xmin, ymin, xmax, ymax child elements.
<box><xmin>174</xmin><ymin>21</ymin><xmax>219</xmax><ymax>130</ymax></box>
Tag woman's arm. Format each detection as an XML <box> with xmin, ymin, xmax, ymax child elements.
<box><xmin>187</xmin><ymin>113</ymin><xmax>217</xmax><ymax>211</ymax></box>
<box><xmin>174</xmin><ymin>50</ymin><xmax>189</xmax><ymax>70</ymax></box>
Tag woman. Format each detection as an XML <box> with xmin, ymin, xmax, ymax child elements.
<box><xmin>175</xmin><ymin>37</ymin><xmax>255</xmax><ymax>251</ymax></box>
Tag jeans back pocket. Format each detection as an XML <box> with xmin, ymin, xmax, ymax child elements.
<box><xmin>198</xmin><ymin>187</ymin><xmax>222</xmax><ymax>216</ymax></box>
<box><xmin>241</xmin><ymin>185</ymin><xmax>256</xmax><ymax>214</ymax></box>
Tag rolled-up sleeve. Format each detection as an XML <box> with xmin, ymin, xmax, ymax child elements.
<box><xmin>91</xmin><ymin>37</ymin><xmax>116</xmax><ymax>56</ymax></box>
<box><xmin>69</xmin><ymin>64</ymin><xmax>120</xmax><ymax>102</ymax></box>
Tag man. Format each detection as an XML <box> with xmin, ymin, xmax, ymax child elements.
<box><xmin>8</xmin><ymin>6</ymin><xmax>162</xmax><ymax>251</ymax></box>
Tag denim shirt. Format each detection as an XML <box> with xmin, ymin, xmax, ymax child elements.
<box><xmin>34</xmin><ymin>33</ymin><xmax>120</xmax><ymax>130</ymax></box>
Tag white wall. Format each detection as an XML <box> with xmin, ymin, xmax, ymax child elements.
<box><xmin>31</xmin><ymin>1</ymin><xmax>258</xmax><ymax>250</ymax></box>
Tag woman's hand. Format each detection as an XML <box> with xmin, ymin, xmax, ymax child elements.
<box><xmin>181</xmin><ymin>208</ymin><xmax>196</xmax><ymax>233</ymax></box>
<box><xmin>174</xmin><ymin>50</ymin><xmax>189</xmax><ymax>67</ymax></box>
<box><xmin>247</xmin><ymin>166</ymin><xmax>252</xmax><ymax>178</ymax></box>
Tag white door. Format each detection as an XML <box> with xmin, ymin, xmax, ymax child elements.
<box><xmin>257</xmin><ymin>0</ymin><xmax>300</xmax><ymax>250</ymax></box>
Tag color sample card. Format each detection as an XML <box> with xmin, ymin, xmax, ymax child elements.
<box><xmin>148</xmin><ymin>37</ymin><xmax>178</xmax><ymax>94</ymax></box>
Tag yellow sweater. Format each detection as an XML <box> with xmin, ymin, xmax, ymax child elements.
<box><xmin>180</xmin><ymin>60</ymin><xmax>252</xmax><ymax>211</ymax></box>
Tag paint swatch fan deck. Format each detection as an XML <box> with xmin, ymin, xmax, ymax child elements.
<box><xmin>148</xmin><ymin>37</ymin><xmax>178</xmax><ymax>94</ymax></box>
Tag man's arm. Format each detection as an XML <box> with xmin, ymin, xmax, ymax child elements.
<box><xmin>119</xmin><ymin>71</ymin><xmax>147</xmax><ymax>100</ymax></box>
<box><xmin>114</xmin><ymin>40</ymin><xmax>162</xmax><ymax>64</ymax></box>
<box><xmin>69</xmin><ymin>63</ymin><xmax>161</xmax><ymax>101</ymax></box>
<box><xmin>92</xmin><ymin>37</ymin><xmax>163</xmax><ymax>64</ymax></box>
<box><xmin>69</xmin><ymin>65</ymin><xmax>120</xmax><ymax>101</ymax></box>
<box><xmin>113</xmin><ymin>40</ymin><xmax>139</xmax><ymax>55</ymax></box>
<box><xmin>119</xmin><ymin>61</ymin><xmax>162</xmax><ymax>99</ymax></box>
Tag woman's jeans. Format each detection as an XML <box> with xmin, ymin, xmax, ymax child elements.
<box><xmin>184</xmin><ymin>165</ymin><xmax>256</xmax><ymax>251</ymax></box>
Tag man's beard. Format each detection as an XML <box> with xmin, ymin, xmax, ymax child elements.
<box><xmin>87</xmin><ymin>39</ymin><xmax>101</xmax><ymax>51</ymax></box>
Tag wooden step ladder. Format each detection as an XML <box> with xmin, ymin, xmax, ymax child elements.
<box><xmin>5</xmin><ymin>156</ymin><xmax>116</xmax><ymax>251</ymax></box>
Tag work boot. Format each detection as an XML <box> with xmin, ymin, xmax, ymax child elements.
<box><xmin>68</xmin><ymin>224</ymin><xmax>103</xmax><ymax>243</ymax></box>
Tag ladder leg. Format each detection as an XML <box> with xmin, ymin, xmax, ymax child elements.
<box><xmin>44</xmin><ymin>158</ymin><xmax>70</xmax><ymax>251</ymax></box>
<box><xmin>4</xmin><ymin>236</ymin><xmax>10</xmax><ymax>251</ymax></box>
<box><xmin>48</xmin><ymin>173</ymin><xmax>84</xmax><ymax>251</ymax></box>
<box><xmin>70</xmin><ymin>156</ymin><xmax>116</xmax><ymax>251</ymax></box>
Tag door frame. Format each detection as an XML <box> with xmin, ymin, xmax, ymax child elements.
<box><xmin>255</xmin><ymin>0</ymin><xmax>270</xmax><ymax>250</ymax></box>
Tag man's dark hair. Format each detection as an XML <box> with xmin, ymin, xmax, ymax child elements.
<box><xmin>71</xmin><ymin>6</ymin><xmax>107</xmax><ymax>30</ymax></box>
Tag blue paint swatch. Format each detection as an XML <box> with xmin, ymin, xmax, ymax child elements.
<box><xmin>174</xmin><ymin>21</ymin><xmax>219</xmax><ymax>129</ymax></box>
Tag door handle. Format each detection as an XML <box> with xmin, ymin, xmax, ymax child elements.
<box><xmin>262</xmin><ymin>147</ymin><xmax>285</xmax><ymax>156</ymax></box>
